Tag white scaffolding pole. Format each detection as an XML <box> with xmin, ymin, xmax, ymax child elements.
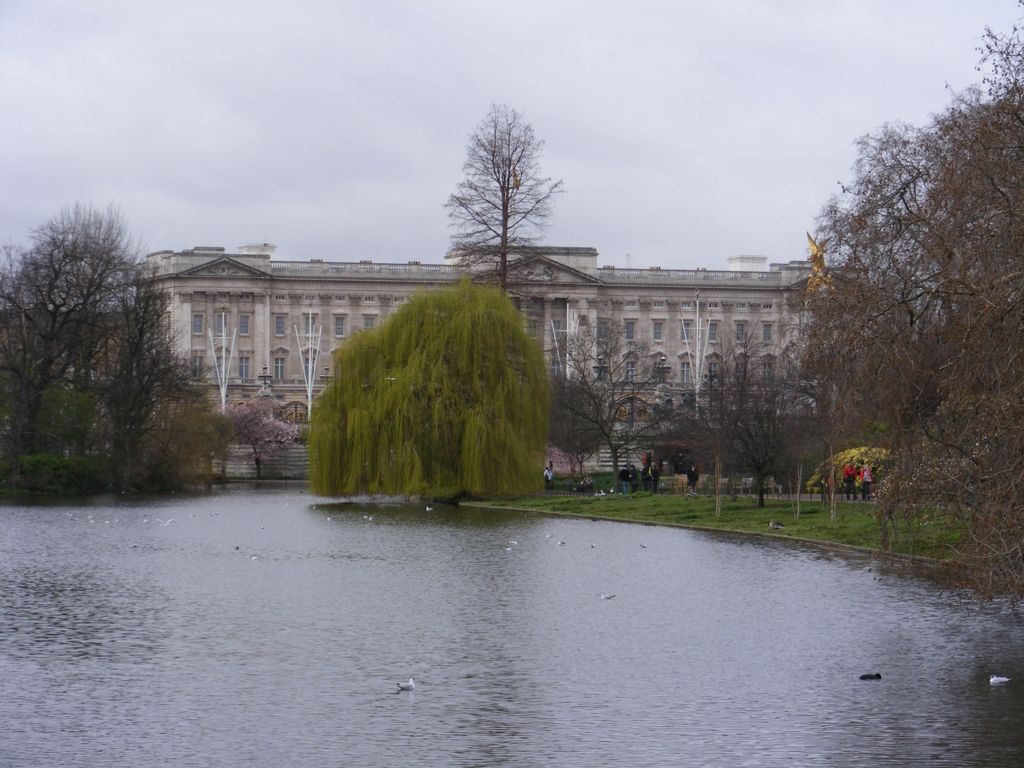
<box><xmin>550</xmin><ymin>318</ymin><xmax>562</xmax><ymax>377</ymax></box>
<box><xmin>681</xmin><ymin>290</ymin><xmax>712</xmax><ymax>399</ymax></box>
<box><xmin>208</xmin><ymin>322</ymin><xmax>237</xmax><ymax>414</ymax></box>
<box><xmin>563</xmin><ymin>303</ymin><xmax>580</xmax><ymax>379</ymax></box>
<box><xmin>295</xmin><ymin>307</ymin><xmax>323</xmax><ymax>420</ymax></box>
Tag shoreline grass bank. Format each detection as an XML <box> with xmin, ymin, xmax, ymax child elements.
<box><xmin>466</xmin><ymin>493</ymin><xmax>960</xmax><ymax>566</ymax></box>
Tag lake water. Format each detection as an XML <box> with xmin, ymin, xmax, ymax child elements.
<box><xmin>1</xmin><ymin>486</ymin><xmax>1022</xmax><ymax>767</ymax></box>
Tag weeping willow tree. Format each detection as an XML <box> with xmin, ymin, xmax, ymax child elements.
<box><xmin>309</xmin><ymin>280</ymin><xmax>549</xmax><ymax>498</ymax></box>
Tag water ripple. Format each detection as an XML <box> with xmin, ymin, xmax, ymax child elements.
<box><xmin>1</xmin><ymin>490</ymin><xmax>1023</xmax><ymax>767</ymax></box>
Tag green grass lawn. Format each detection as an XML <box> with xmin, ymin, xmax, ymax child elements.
<box><xmin>475</xmin><ymin>493</ymin><xmax>961</xmax><ymax>561</ymax></box>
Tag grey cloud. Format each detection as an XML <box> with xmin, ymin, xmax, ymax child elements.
<box><xmin>1</xmin><ymin>0</ymin><xmax>1018</xmax><ymax>268</ymax></box>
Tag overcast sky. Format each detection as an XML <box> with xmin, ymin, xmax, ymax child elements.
<box><xmin>2</xmin><ymin>1</ymin><xmax>1021</xmax><ymax>270</ymax></box>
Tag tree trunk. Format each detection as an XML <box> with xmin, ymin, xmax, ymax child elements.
<box><xmin>499</xmin><ymin>204</ymin><xmax>509</xmax><ymax>291</ymax></box>
<box><xmin>827</xmin><ymin>444</ymin><xmax>837</xmax><ymax>526</ymax></box>
<box><xmin>794</xmin><ymin>460</ymin><xmax>803</xmax><ymax>520</ymax></box>
<box><xmin>714</xmin><ymin>453</ymin><xmax>722</xmax><ymax>518</ymax></box>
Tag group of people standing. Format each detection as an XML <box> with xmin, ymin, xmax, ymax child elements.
<box><xmin>616</xmin><ymin>453</ymin><xmax>699</xmax><ymax>496</ymax></box>
<box><xmin>841</xmin><ymin>462</ymin><xmax>875</xmax><ymax>501</ymax></box>
<box><xmin>546</xmin><ymin>454</ymin><xmax>701</xmax><ymax>496</ymax></box>
<box><xmin>618</xmin><ymin>457</ymin><xmax>663</xmax><ymax>494</ymax></box>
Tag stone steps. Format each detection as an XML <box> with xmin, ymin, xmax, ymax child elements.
<box><xmin>222</xmin><ymin>443</ymin><xmax>308</xmax><ymax>480</ymax></box>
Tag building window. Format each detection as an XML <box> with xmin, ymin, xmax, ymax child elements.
<box><xmin>239</xmin><ymin>314</ymin><xmax>250</xmax><ymax>336</ymax></box>
<box><xmin>626</xmin><ymin>360</ymin><xmax>636</xmax><ymax>382</ymax></box>
<box><xmin>273</xmin><ymin>356</ymin><xmax>286</xmax><ymax>380</ymax></box>
<box><xmin>762</xmin><ymin>303</ymin><xmax>773</xmax><ymax>310</ymax></box>
<box><xmin>214</xmin><ymin>311</ymin><xmax>228</xmax><ymax>336</ymax></box>
<box><xmin>763</xmin><ymin>323</ymin><xmax>773</xmax><ymax>343</ymax></box>
<box><xmin>681</xmin><ymin>319</ymin><xmax>692</xmax><ymax>341</ymax></box>
<box><xmin>596</xmin><ymin>319</ymin><xmax>609</xmax><ymax>339</ymax></box>
<box><xmin>735</xmin><ymin>321</ymin><xmax>746</xmax><ymax>343</ymax></box>
<box><xmin>300</xmin><ymin>313</ymin><xmax>319</xmax><ymax>334</ymax></box>
<box><xmin>652</xmin><ymin>320</ymin><xmax>664</xmax><ymax>342</ymax></box>
<box><xmin>707</xmin><ymin>361</ymin><xmax>720</xmax><ymax>382</ymax></box>
<box><xmin>274</xmin><ymin>315</ymin><xmax>286</xmax><ymax>336</ymax></box>
<box><xmin>526</xmin><ymin>318</ymin><xmax>539</xmax><ymax>337</ymax></box>
<box><xmin>762</xmin><ymin>357</ymin><xmax>774</xmax><ymax>386</ymax></box>
<box><xmin>192</xmin><ymin>313</ymin><xmax>204</xmax><ymax>335</ymax></box>
<box><xmin>624</xmin><ymin>320</ymin><xmax>636</xmax><ymax>341</ymax></box>
<box><xmin>734</xmin><ymin>355</ymin><xmax>748</xmax><ymax>379</ymax></box>
<box><xmin>708</xmin><ymin>321</ymin><xmax>718</xmax><ymax>342</ymax></box>
<box><xmin>238</xmin><ymin>356</ymin><xmax>250</xmax><ymax>380</ymax></box>
<box><xmin>680</xmin><ymin>360</ymin><xmax>691</xmax><ymax>384</ymax></box>
<box><xmin>363</xmin><ymin>316</ymin><xmax>376</xmax><ymax>330</ymax></box>
<box><xmin>334</xmin><ymin>316</ymin><xmax>346</xmax><ymax>337</ymax></box>
<box><xmin>190</xmin><ymin>353</ymin><xmax>205</xmax><ymax>377</ymax></box>
<box><xmin>551</xmin><ymin>318</ymin><xmax>563</xmax><ymax>338</ymax></box>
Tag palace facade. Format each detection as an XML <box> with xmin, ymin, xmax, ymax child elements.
<box><xmin>145</xmin><ymin>244</ymin><xmax>811</xmax><ymax>420</ymax></box>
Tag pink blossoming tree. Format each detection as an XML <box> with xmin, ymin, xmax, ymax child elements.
<box><xmin>227</xmin><ymin>399</ymin><xmax>299</xmax><ymax>480</ymax></box>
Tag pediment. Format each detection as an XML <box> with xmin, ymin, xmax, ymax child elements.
<box><xmin>180</xmin><ymin>257</ymin><xmax>270</xmax><ymax>278</ymax></box>
<box><xmin>506</xmin><ymin>254</ymin><xmax>601</xmax><ymax>286</ymax></box>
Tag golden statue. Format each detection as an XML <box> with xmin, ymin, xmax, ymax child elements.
<box><xmin>806</xmin><ymin>232</ymin><xmax>833</xmax><ymax>292</ymax></box>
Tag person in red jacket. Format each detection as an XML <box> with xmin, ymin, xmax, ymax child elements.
<box><xmin>842</xmin><ymin>463</ymin><xmax>856</xmax><ymax>501</ymax></box>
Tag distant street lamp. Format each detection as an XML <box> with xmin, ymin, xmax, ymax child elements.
<box><xmin>257</xmin><ymin>365</ymin><xmax>273</xmax><ymax>397</ymax></box>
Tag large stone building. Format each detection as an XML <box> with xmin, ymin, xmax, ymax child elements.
<box><xmin>145</xmin><ymin>244</ymin><xmax>811</xmax><ymax>421</ymax></box>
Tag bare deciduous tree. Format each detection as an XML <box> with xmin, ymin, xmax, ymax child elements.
<box><xmin>446</xmin><ymin>104</ymin><xmax>564</xmax><ymax>291</ymax></box>
<box><xmin>803</xmin><ymin>19</ymin><xmax>1024</xmax><ymax>597</ymax></box>
<box><xmin>556</xmin><ymin>321</ymin><xmax>668</xmax><ymax>478</ymax></box>
<box><xmin>670</xmin><ymin>338</ymin><xmax>810</xmax><ymax>509</ymax></box>
<box><xmin>98</xmin><ymin>274</ymin><xmax>196</xmax><ymax>489</ymax></box>
<box><xmin>0</xmin><ymin>205</ymin><xmax>226</xmax><ymax>491</ymax></box>
<box><xmin>548</xmin><ymin>377</ymin><xmax>603</xmax><ymax>479</ymax></box>
<box><xmin>0</xmin><ymin>205</ymin><xmax>135</xmax><ymax>469</ymax></box>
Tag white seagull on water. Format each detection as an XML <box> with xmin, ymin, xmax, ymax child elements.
<box><xmin>991</xmin><ymin>674</ymin><xmax>1011</xmax><ymax>685</ymax></box>
<box><xmin>600</xmin><ymin>592</ymin><xmax>616</xmax><ymax>600</ymax></box>
<box><xmin>396</xmin><ymin>677</ymin><xmax>415</xmax><ymax>692</ymax></box>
